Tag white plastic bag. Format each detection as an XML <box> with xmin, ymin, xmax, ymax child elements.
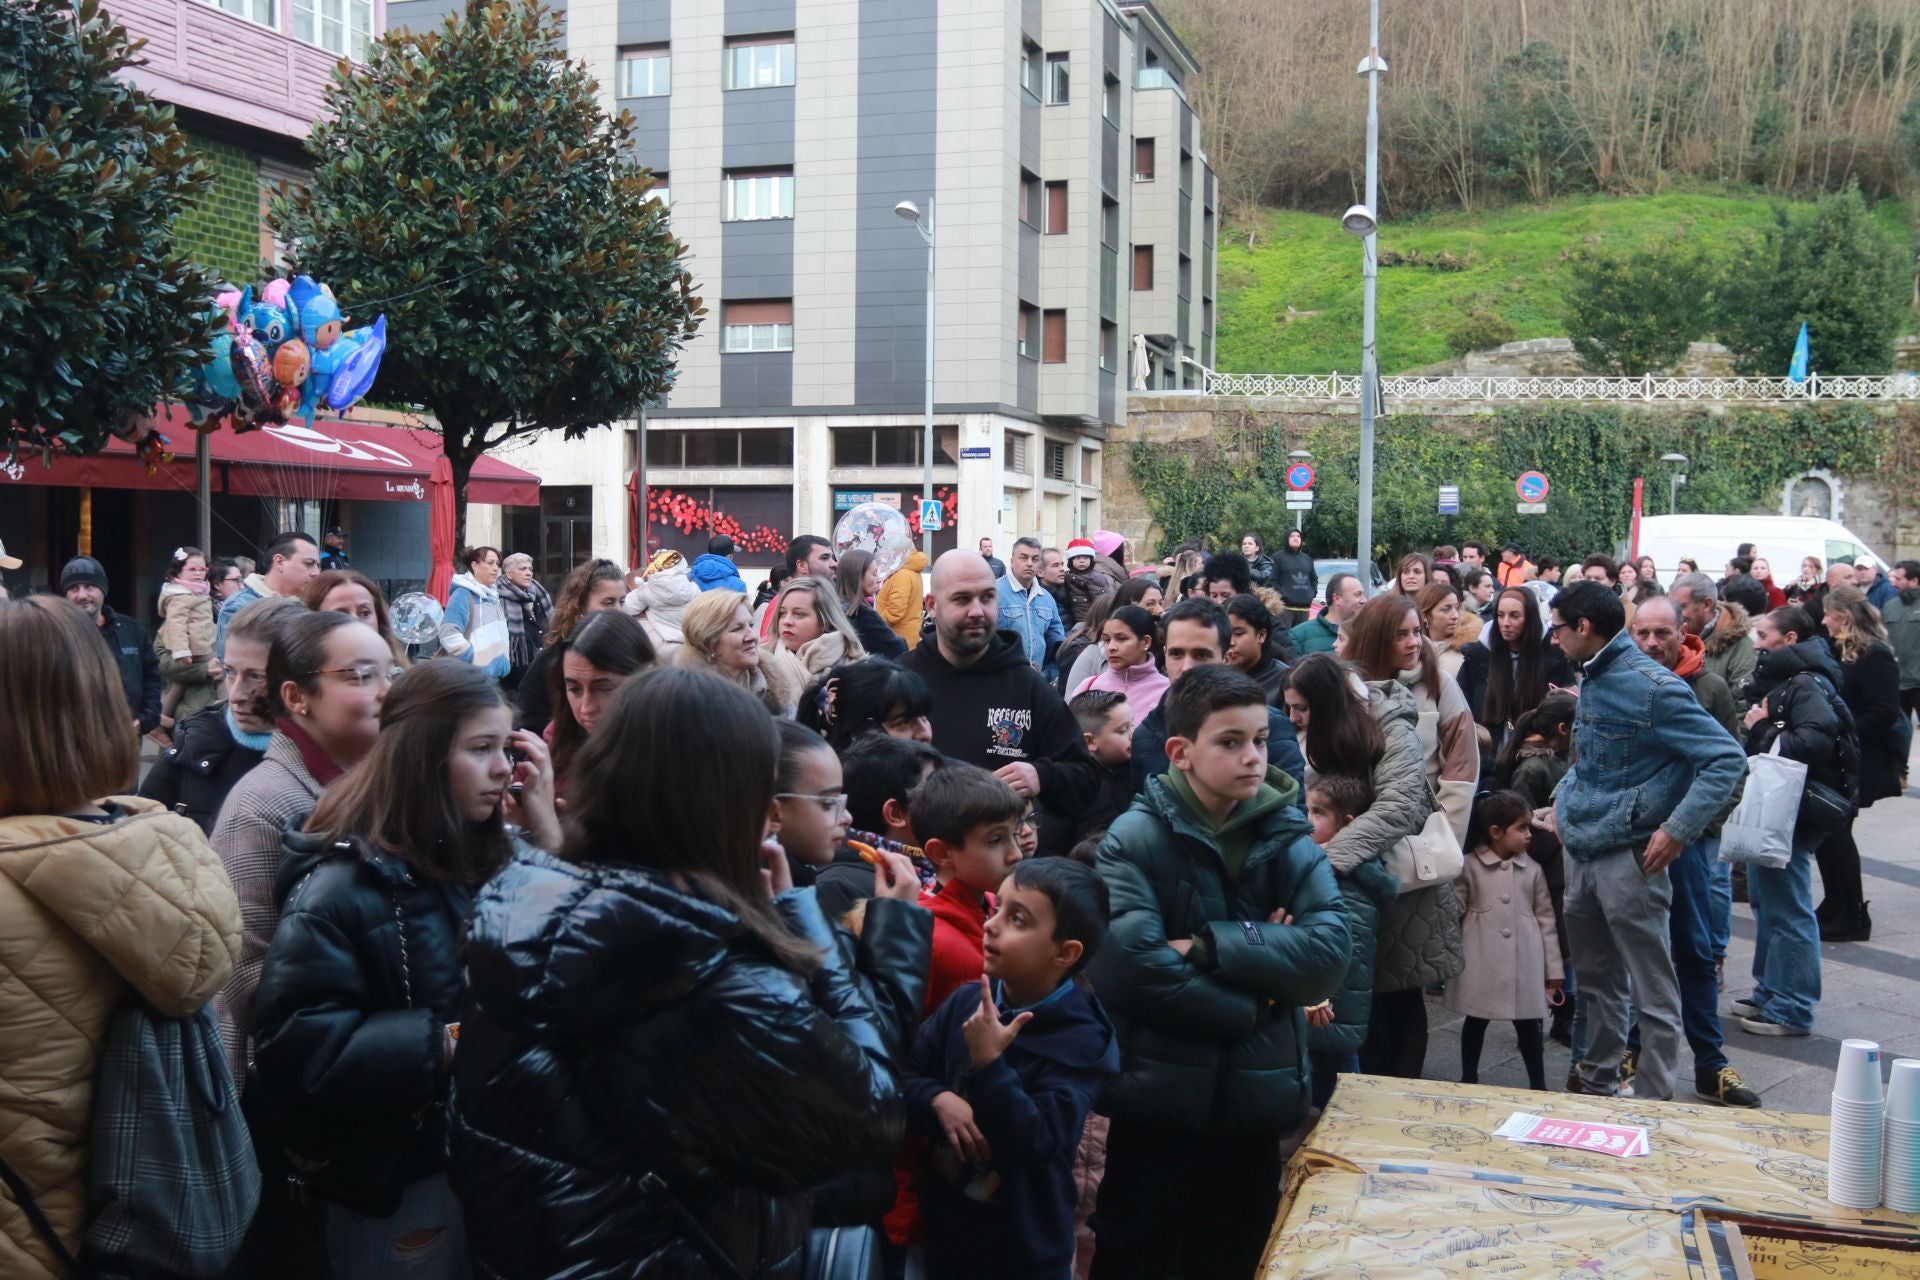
<box><xmin>1718</xmin><ymin>744</ymin><xmax>1805</xmax><ymax>870</ymax></box>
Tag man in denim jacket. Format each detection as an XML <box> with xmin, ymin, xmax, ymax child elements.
<box><xmin>997</xmin><ymin>536</ymin><xmax>1065</xmax><ymax>675</ymax></box>
<box><xmin>1550</xmin><ymin>582</ymin><xmax>1746</xmax><ymax>1101</ymax></box>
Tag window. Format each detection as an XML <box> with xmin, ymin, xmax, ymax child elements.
<box><xmin>211</xmin><ymin>0</ymin><xmax>278</xmax><ymax>37</ymax></box>
<box><xmin>1178</xmin><ymin>253</ymin><xmax>1192</xmax><ymax>298</ymax></box>
<box><xmin>1006</xmin><ymin>432</ymin><xmax>1030</xmax><ymax>475</ymax></box>
<box><xmin>726</xmin><ymin>35</ymin><xmax>795</xmax><ymax>89</ymax></box>
<box><xmin>619</xmin><ymin>45</ymin><xmax>671</xmax><ymax>97</ymax></box>
<box><xmin>1103</xmin><ymin>74</ymin><xmax>1120</xmax><ymax>123</ymax></box>
<box><xmin>1132</xmin><ymin>245</ymin><xmax>1154</xmax><ymax>290</ymax></box>
<box><xmin>1046</xmin><ymin>52</ymin><xmax>1069</xmax><ymax>104</ymax></box>
<box><xmin>1081</xmin><ymin>447</ymin><xmax>1099</xmax><ymax>486</ymax></box>
<box><xmin>1021</xmin><ymin>40</ymin><xmax>1043</xmax><ymax>98</ymax></box>
<box><xmin>1042</xmin><ymin>309</ymin><xmax>1067</xmax><ymax>364</ymax></box>
<box><xmin>647</xmin><ymin>429</ymin><xmax>795</xmax><ymax>468</ymax></box>
<box><xmin>722</xmin><ymin>300</ymin><xmax>793</xmax><ymax>352</ymax></box>
<box><xmin>1137</xmin><ymin>48</ymin><xmax>1177</xmax><ymax>91</ymax></box>
<box><xmin>1018</xmin><ymin>169</ymin><xmax>1041</xmax><ymax>227</ymax></box>
<box><xmin>1017</xmin><ymin>303</ymin><xmax>1039</xmax><ymax>358</ymax></box>
<box><xmin>1044</xmin><ymin>181</ymin><xmax>1068</xmax><ymax>235</ymax></box>
<box><xmin>1100</xmin><ymin>321</ymin><xmax>1118</xmax><ymax>372</ymax></box>
<box><xmin>291</xmin><ymin>0</ymin><xmax>371</xmax><ymax>57</ymax></box>
<box><xmin>1045</xmin><ymin>440</ymin><xmax>1068</xmax><ymax>481</ymax></box>
<box><xmin>724</xmin><ymin>169</ymin><xmax>794</xmax><ymax>221</ymax></box>
<box><xmin>1180</xmin><ymin>149</ymin><xmax>1194</xmax><ymax>194</ymax></box>
<box><xmin>1101</xmin><ymin>197</ymin><xmax>1119</xmax><ymax>248</ymax></box>
<box><xmin>648</xmin><ymin>172</ymin><xmax>670</xmax><ymax>206</ymax></box>
<box><xmin>832</xmin><ymin>427</ymin><xmax>947</xmax><ymax>468</ymax></box>
<box><xmin>1133</xmin><ymin>137</ymin><xmax>1155</xmax><ymax>181</ymax></box>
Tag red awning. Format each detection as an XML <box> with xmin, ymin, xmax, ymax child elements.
<box><xmin>2</xmin><ymin>409</ymin><xmax>541</xmax><ymax>506</ymax></box>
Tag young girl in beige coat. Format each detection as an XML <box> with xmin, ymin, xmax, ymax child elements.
<box><xmin>1446</xmin><ymin>790</ymin><xmax>1561</xmax><ymax>1091</ymax></box>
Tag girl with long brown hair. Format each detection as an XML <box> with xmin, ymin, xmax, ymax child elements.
<box><xmin>448</xmin><ymin>667</ymin><xmax>908</xmax><ymax>1278</ymax></box>
<box><xmin>516</xmin><ymin>558</ymin><xmax>628</xmax><ymax>734</ymax></box>
<box><xmin>251</xmin><ymin>662</ymin><xmax>558</xmax><ymax>1278</ymax></box>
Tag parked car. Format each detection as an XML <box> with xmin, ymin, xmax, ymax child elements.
<box><xmin>1313</xmin><ymin>558</ymin><xmax>1389</xmax><ymax>603</ymax></box>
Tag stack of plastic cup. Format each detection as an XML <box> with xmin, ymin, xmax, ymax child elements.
<box><xmin>1885</xmin><ymin>1059</ymin><xmax>1920</xmax><ymax>1213</ymax></box>
<box><xmin>1829</xmin><ymin>1039</ymin><xmax>1884</xmax><ymax>1209</ymax></box>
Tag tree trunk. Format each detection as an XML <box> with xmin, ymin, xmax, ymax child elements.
<box><xmin>443</xmin><ymin>424</ymin><xmax>479</xmax><ymax>554</ymax></box>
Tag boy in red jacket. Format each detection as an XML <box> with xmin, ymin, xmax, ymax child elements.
<box><xmin>890</xmin><ymin>763</ymin><xmax>1026</xmax><ymax>1250</ymax></box>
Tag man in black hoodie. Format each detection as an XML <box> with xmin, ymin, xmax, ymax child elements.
<box><xmin>906</xmin><ymin>551</ymin><xmax>1099</xmax><ymax>855</ymax></box>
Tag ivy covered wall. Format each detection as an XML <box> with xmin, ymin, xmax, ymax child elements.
<box><xmin>1116</xmin><ymin>399</ymin><xmax>1920</xmax><ymax>563</ymax></box>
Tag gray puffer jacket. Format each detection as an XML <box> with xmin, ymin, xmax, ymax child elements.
<box><xmin>1317</xmin><ymin>678</ymin><xmax>1463</xmax><ymax>994</ymax></box>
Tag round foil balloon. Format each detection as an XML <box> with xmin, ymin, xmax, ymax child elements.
<box><xmin>390</xmin><ymin>592</ymin><xmax>445</xmax><ymax>645</ymax></box>
<box><xmin>229</xmin><ymin>334</ymin><xmax>274</xmax><ymax>416</ymax></box>
<box><xmin>832</xmin><ymin>502</ymin><xmax>914</xmax><ymax>581</ymax></box>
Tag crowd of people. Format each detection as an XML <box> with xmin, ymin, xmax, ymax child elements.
<box><xmin>1</xmin><ymin>518</ymin><xmax>1916</xmax><ymax>1280</ymax></box>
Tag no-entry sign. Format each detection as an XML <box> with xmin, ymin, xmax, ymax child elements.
<box><xmin>1515</xmin><ymin>471</ymin><xmax>1550</xmax><ymax>503</ymax></box>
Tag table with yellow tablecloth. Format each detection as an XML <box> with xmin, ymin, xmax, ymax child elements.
<box><xmin>1258</xmin><ymin>1075</ymin><xmax>1920</xmax><ymax>1278</ymax></box>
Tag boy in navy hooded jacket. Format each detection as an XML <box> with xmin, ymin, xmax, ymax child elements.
<box><xmin>904</xmin><ymin>858</ymin><xmax>1119</xmax><ymax>1280</ymax></box>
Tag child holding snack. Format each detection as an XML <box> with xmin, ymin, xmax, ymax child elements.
<box><xmin>1446</xmin><ymin>789</ymin><xmax>1562</xmax><ymax>1090</ymax></box>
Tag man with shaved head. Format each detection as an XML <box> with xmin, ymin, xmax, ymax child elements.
<box><xmin>903</xmin><ymin>549</ymin><xmax>1098</xmax><ymax>854</ymax></box>
<box><xmin>1628</xmin><ymin>593</ymin><xmax>1759</xmax><ymax>1108</ymax></box>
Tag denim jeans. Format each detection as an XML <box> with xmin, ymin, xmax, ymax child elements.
<box><xmin>1747</xmin><ymin>842</ymin><xmax>1822</xmax><ymax>1031</ymax></box>
<box><xmin>1708</xmin><ymin>856</ymin><xmax>1732</xmax><ymax>964</ymax></box>
<box><xmin>1628</xmin><ymin>838</ymin><xmax>1726</xmax><ymax>1081</ymax></box>
<box><xmin>326</xmin><ymin>1174</ymin><xmax>468</xmax><ymax>1279</ymax></box>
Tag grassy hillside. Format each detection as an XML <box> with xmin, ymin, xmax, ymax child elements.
<box><xmin>1215</xmin><ymin>192</ymin><xmax>1914</xmax><ymax>375</ymax></box>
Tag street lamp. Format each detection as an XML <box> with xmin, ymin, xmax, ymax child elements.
<box><xmin>1288</xmin><ymin>448</ymin><xmax>1313</xmax><ymax>532</ymax></box>
<box><xmin>1660</xmin><ymin>452</ymin><xmax>1689</xmax><ymax>515</ymax></box>
<box><xmin>897</xmin><ymin>199</ymin><xmax>936</xmax><ymax>556</ymax></box>
<box><xmin>1347</xmin><ymin>1</ymin><xmax>1387</xmax><ymax>582</ymax></box>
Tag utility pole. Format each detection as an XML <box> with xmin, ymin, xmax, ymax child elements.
<box><xmin>1356</xmin><ymin>0</ymin><xmax>1384</xmax><ymax>583</ymax></box>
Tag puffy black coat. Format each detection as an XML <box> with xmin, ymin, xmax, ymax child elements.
<box><xmin>136</xmin><ymin>704</ymin><xmax>265</xmax><ymax>833</ymax></box>
<box><xmin>1743</xmin><ymin>638</ymin><xmax>1850</xmax><ymax>798</ymax></box>
<box><xmin>1245</xmin><ymin>552</ymin><xmax>1277</xmax><ymax>590</ymax></box>
<box><xmin>249</xmin><ymin>831</ymin><xmax>479</xmax><ymax>1212</ymax></box>
<box><xmin>848</xmin><ymin>602</ymin><xmax>908</xmax><ymax>660</ymax></box>
<box><xmin>448</xmin><ymin>848</ymin><xmax>909</xmax><ymax>1279</ymax></box>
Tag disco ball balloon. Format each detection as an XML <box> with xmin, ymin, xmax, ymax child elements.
<box><xmin>832</xmin><ymin>502</ymin><xmax>914</xmax><ymax>581</ymax></box>
<box><xmin>390</xmin><ymin>592</ymin><xmax>445</xmax><ymax>645</ymax></box>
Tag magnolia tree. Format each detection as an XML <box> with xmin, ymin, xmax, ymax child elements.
<box><xmin>271</xmin><ymin>0</ymin><xmax>702</xmax><ymax>538</ymax></box>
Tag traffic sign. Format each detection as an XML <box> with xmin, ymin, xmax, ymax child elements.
<box><xmin>1285</xmin><ymin>493</ymin><xmax>1315</xmax><ymax>510</ymax></box>
<box><xmin>1515</xmin><ymin>470</ymin><xmax>1550</xmax><ymax>503</ymax></box>
<box><xmin>1286</xmin><ymin>463</ymin><xmax>1317</xmax><ymax>492</ymax></box>
<box><xmin>919</xmin><ymin>498</ymin><xmax>943</xmax><ymax>531</ymax></box>
<box><xmin>1438</xmin><ymin>485</ymin><xmax>1460</xmax><ymax>515</ymax></box>
<box><xmin>1516</xmin><ymin>501</ymin><xmax>1548</xmax><ymax>515</ymax></box>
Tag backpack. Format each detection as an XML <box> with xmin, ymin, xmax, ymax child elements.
<box><xmin>0</xmin><ymin>1000</ymin><xmax>260</xmax><ymax>1278</ymax></box>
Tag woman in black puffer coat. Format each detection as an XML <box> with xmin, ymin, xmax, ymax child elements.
<box><xmin>449</xmin><ymin>667</ymin><xmax>912</xmax><ymax>1280</ymax></box>
<box><xmin>250</xmin><ymin>661</ymin><xmax>562</xmax><ymax>1277</ymax></box>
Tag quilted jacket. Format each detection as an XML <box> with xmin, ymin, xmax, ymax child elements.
<box><xmin>0</xmin><ymin>798</ymin><xmax>241</xmax><ymax>1279</ymax></box>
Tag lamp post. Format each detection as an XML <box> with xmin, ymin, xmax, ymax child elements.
<box><xmin>1345</xmin><ymin>0</ymin><xmax>1386</xmax><ymax>585</ymax></box>
<box><xmin>1288</xmin><ymin>447</ymin><xmax>1313</xmax><ymax>532</ymax></box>
<box><xmin>1660</xmin><ymin>452</ymin><xmax>1689</xmax><ymax>515</ymax></box>
<box><xmin>896</xmin><ymin>199</ymin><xmax>936</xmax><ymax>556</ymax></box>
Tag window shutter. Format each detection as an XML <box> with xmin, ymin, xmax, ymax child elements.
<box><xmin>1045</xmin><ymin>182</ymin><xmax>1068</xmax><ymax>234</ymax></box>
<box><xmin>1132</xmin><ymin>246</ymin><xmax>1153</xmax><ymax>290</ymax></box>
<box><xmin>1042</xmin><ymin>310</ymin><xmax>1067</xmax><ymax>363</ymax></box>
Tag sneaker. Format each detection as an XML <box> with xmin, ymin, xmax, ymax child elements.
<box><xmin>1715</xmin><ymin>957</ymin><xmax>1725</xmax><ymax>992</ymax></box>
<box><xmin>1567</xmin><ymin>1074</ymin><xmax>1634</xmax><ymax>1097</ymax></box>
<box><xmin>1696</xmin><ymin>1067</ymin><xmax>1762</xmax><ymax>1108</ymax></box>
<box><xmin>1620</xmin><ymin>1050</ymin><xmax>1636</xmax><ymax>1085</ymax></box>
<box><xmin>1729</xmin><ymin>995</ymin><xmax>1761</xmax><ymax>1016</ymax></box>
<box><xmin>1737</xmin><ymin>1013</ymin><xmax>1809</xmax><ymax>1037</ymax></box>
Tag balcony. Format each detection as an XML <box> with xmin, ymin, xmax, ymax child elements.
<box><xmin>110</xmin><ymin>0</ymin><xmax>384</xmax><ymax>142</ymax></box>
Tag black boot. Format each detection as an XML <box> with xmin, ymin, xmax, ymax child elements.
<box><xmin>1820</xmin><ymin>902</ymin><xmax>1872</xmax><ymax>943</ymax></box>
<box><xmin>1816</xmin><ymin>898</ymin><xmax>1837</xmax><ymax>924</ymax></box>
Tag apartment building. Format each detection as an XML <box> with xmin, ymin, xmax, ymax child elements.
<box><xmin>391</xmin><ymin>0</ymin><xmax>1217</xmax><ymax>573</ymax></box>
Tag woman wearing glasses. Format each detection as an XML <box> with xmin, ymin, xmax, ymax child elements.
<box><xmin>250</xmin><ymin>662</ymin><xmax>558</xmax><ymax>1279</ymax></box>
<box><xmin>140</xmin><ymin>596</ymin><xmax>308</xmax><ymax>832</ymax></box>
<box><xmin>210</xmin><ymin>610</ymin><xmax>400</xmax><ymax>1085</ymax></box>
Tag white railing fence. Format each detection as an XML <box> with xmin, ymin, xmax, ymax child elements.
<box><xmin>1185</xmin><ymin>371</ymin><xmax>1920</xmax><ymax>403</ymax></box>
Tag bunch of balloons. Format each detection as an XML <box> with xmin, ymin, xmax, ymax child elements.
<box><xmin>188</xmin><ymin>275</ymin><xmax>387</xmax><ymax>431</ymax></box>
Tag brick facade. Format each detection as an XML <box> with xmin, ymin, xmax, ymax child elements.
<box><xmin>174</xmin><ymin>134</ymin><xmax>262</xmax><ymax>283</ymax></box>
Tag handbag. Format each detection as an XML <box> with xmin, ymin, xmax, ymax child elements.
<box><xmin>1382</xmin><ymin>802</ymin><xmax>1465</xmax><ymax>894</ymax></box>
<box><xmin>1798</xmin><ymin>778</ymin><xmax>1855</xmax><ymax>838</ymax></box>
<box><xmin>1718</xmin><ymin>743</ymin><xmax>1804</xmax><ymax>869</ymax></box>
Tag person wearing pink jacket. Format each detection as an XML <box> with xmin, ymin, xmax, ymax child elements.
<box><xmin>1073</xmin><ymin>604</ymin><xmax>1169</xmax><ymax>722</ymax></box>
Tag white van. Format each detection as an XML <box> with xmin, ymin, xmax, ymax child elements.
<box><xmin>1633</xmin><ymin>515</ymin><xmax>1888</xmax><ymax>583</ymax></box>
